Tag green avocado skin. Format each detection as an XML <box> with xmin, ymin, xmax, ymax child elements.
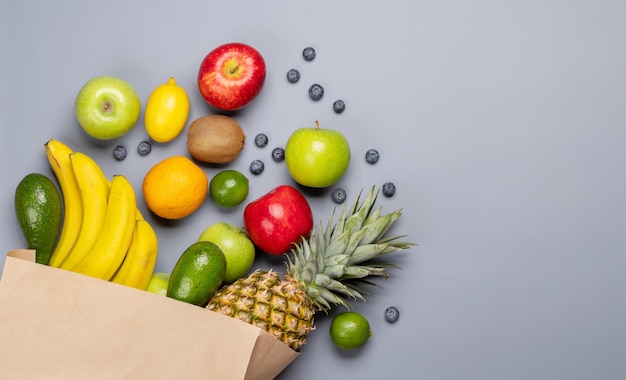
<box><xmin>167</xmin><ymin>241</ymin><xmax>227</xmax><ymax>307</ymax></box>
<box><xmin>14</xmin><ymin>173</ymin><xmax>63</xmax><ymax>265</ymax></box>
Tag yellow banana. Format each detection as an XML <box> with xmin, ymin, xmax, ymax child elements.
<box><xmin>45</xmin><ymin>139</ymin><xmax>83</xmax><ymax>268</ymax></box>
<box><xmin>60</xmin><ymin>152</ymin><xmax>110</xmax><ymax>270</ymax></box>
<box><xmin>71</xmin><ymin>175</ymin><xmax>136</xmax><ymax>280</ymax></box>
<box><xmin>111</xmin><ymin>219</ymin><xmax>159</xmax><ymax>290</ymax></box>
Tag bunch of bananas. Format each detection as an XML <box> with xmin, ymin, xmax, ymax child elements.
<box><xmin>45</xmin><ymin>139</ymin><xmax>158</xmax><ymax>290</ymax></box>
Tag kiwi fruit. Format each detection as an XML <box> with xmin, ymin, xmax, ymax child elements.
<box><xmin>187</xmin><ymin>115</ymin><xmax>245</xmax><ymax>164</ymax></box>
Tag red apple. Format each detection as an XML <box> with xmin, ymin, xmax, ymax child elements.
<box><xmin>197</xmin><ymin>42</ymin><xmax>266</xmax><ymax>111</ymax></box>
<box><xmin>243</xmin><ymin>185</ymin><xmax>314</xmax><ymax>255</ymax></box>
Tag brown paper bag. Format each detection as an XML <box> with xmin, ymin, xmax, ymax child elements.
<box><xmin>0</xmin><ymin>250</ymin><xmax>298</xmax><ymax>379</ymax></box>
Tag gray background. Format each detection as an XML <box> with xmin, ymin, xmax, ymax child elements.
<box><xmin>2</xmin><ymin>1</ymin><xmax>625</xmax><ymax>379</ymax></box>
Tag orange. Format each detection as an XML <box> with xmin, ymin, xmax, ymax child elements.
<box><xmin>142</xmin><ymin>156</ymin><xmax>208</xmax><ymax>219</ymax></box>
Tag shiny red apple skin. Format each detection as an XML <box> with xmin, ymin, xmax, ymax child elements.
<box><xmin>197</xmin><ymin>42</ymin><xmax>266</xmax><ymax>111</ymax></box>
<box><xmin>243</xmin><ymin>185</ymin><xmax>314</xmax><ymax>255</ymax></box>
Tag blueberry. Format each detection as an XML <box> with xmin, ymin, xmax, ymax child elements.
<box><xmin>333</xmin><ymin>99</ymin><xmax>346</xmax><ymax>114</ymax></box>
<box><xmin>382</xmin><ymin>182</ymin><xmax>396</xmax><ymax>197</ymax></box>
<box><xmin>112</xmin><ymin>145</ymin><xmax>127</xmax><ymax>161</ymax></box>
<box><xmin>250</xmin><ymin>159</ymin><xmax>264</xmax><ymax>175</ymax></box>
<box><xmin>302</xmin><ymin>47</ymin><xmax>316</xmax><ymax>61</ymax></box>
<box><xmin>309</xmin><ymin>84</ymin><xmax>324</xmax><ymax>101</ymax></box>
<box><xmin>287</xmin><ymin>69</ymin><xmax>300</xmax><ymax>83</ymax></box>
<box><xmin>254</xmin><ymin>133</ymin><xmax>269</xmax><ymax>148</ymax></box>
<box><xmin>137</xmin><ymin>140</ymin><xmax>152</xmax><ymax>156</ymax></box>
<box><xmin>271</xmin><ymin>147</ymin><xmax>285</xmax><ymax>162</ymax></box>
<box><xmin>365</xmin><ymin>149</ymin><xmax>380</xmax><ymax>164</ymax></box>
<box><xmin>384</xmin><ymin>306</ymin><xmax>400</xmax><ymax>323</ymax></box>
<box><xmin>331</xmin><ymin>188</ymin><xmax>347</xmax><ymax>204</ymax></box>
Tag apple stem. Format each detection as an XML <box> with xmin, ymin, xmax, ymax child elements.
<box><xmin>102</xmin><ymin>100</ymin><xmax>114</xmax><ymax>114</ymax></box>
<box><xmin>315</xmin><ymin>120</ymin><xmax>320</xmax><ymax>129</ymax></box>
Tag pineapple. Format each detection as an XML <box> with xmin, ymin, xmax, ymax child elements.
<box><xmin>207</xmin><ymin>187</ymin><xmax>415</xmax><ymax>351</ymax></box>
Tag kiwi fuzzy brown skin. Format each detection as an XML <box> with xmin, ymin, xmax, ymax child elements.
<box><xmin>187</xmin><ymin>115</ymin><xmax>246</xmax><ymax>164</ymax></box>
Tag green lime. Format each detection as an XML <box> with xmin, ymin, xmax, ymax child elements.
<box><xmin>209</xmin><ymin>169</ymin><xmax>249</xmax><ymax>208</ymax></box>
<box><xmin>329</xmin><ymin>311</ymin><xmax>372</xmax><ymax>350</ymax></box>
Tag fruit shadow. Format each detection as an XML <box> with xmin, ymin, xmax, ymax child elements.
<box><xmin>333</xmin><ymin>344</ymin><xmax>371</xmax><ymax>359</ymax></box>
<box><xmin>252</xmin><ymin>246</ymin><xmax>287</xmax><ymax>271</ymax></box>
<box><xmin>200</xmin><ymin>106</ymin><xmax>242</xmax><ymax>119</ymax></box>
<box><xmin>292</xmin><ymin>184</ymin><xmax>328</xmax><ymax>199</ymax></box>
<box><xmin>146</xmin><ymin>211</ymin><xmax>180</xmax><ymax>228</ymax></box>
<box><xmin>191</xmin><ymin>159</ymin><xmax>231</xmax><ymax>170</ymax></box>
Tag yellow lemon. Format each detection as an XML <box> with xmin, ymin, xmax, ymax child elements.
<box><xmin>144</xmin><ymin>77</ymin><xmax>190</xmax><ymax>143</ymax></box>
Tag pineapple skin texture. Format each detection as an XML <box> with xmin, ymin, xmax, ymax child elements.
<box><xmin>207</xmin><ymin>270</ymin><xmax>315</xmax><ymax>351</ymax></box>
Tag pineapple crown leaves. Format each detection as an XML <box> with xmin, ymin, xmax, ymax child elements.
<box><xmin>286</xmin><ymin>186</ymin><xmax>416</xmax><ymax>313</ymax></box>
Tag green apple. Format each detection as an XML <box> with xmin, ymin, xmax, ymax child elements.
<box><xmin>285</xmin><ymin>121</ymin><xmax>350</xmax><ymax>188</ymax></box>
<box><xmin>146</xmin><ymin>272</ymin><xmax>170</xmax><ymax>296</ymax></box>
<box><xmin>198</xmin><ymin>222</ymin><xmax>255</xmax><ymax>283</ymax></box>
<box><xmin>75</xmin><ymin>76</ymin><xmax>141</xmax><ymax>140</ymax></box>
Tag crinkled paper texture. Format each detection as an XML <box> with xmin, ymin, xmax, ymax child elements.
<box><xmin>0</xmin><ymin>250</ymin><xmax>298</xmax><ymax>379</ymax></box>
